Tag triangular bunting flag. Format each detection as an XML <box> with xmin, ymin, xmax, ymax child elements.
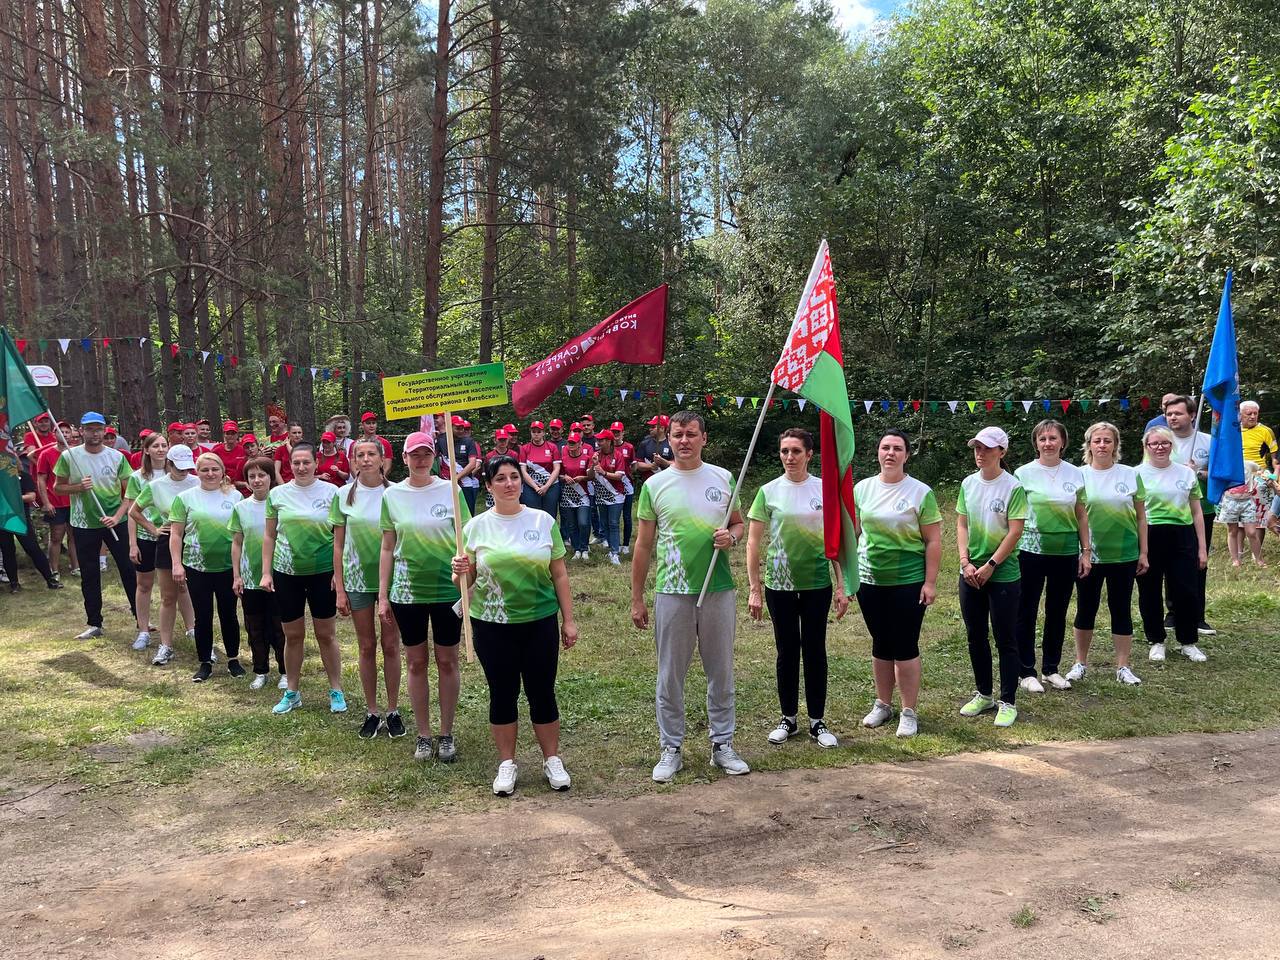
<box><xmin>750</xmin><ymin>397</ymin><xmax>760</xmax><ymax>409</ymax></box>
<box><xmin>80</xmin><ymin>338</ymin><xmax>92</xmax><ymax>352</ymax></box>
<box><xmin>929</xmin><ymin>401</ymin><xmax>938</xmax><ymax>413</ymax></box>
<box><xmin>796</xmin><ymin>398</ymin><xmax>807</xmax><ymax>411</ymax></box>
<box><xmin>675</xmin><ymin>393</ymin><xmax>685</xmax><ymax>404</ymax></box>
<box><xmin>216</xmin><ymin>353</ymin><xmax>224</xmax><ymax>364</ymax></box>
<box><xmin>1120</xmin><ymin>398</ymin><xmax>1130</xmax><ymax>410</ymax></box>
<box><xmin>58</xmin><ymin>338</ymin><xmax>70</xmax><ymax>354</ymax></box>
<box><xmin>230</xmin><ymin>355</ymin><xmax>239</xmax><ymax>367</ymax></box>
<box><xmin>15</xmin><ymin>339</ymin><xmax>26</xmax><ymax>354</ymax></box>
<box><xmin>1041</xmin><ymin>399</ymin><xmax>1051</xmax><ymax>411</ymax></box>
<box><xmin>619</xmin><ymin>389</ymin><xmax>628</xmax><ymax>400</ymax></box>
<box><xmin>780</xmin><ymin>399</ymin><xmax>791</xmax><ymax>410</ymax></box>
<box><xmin>897</xmin><ymin>401</ymin><xmax>905</xmax><ymax>412</ymax></box>
<box><xmin>1081</xmin><ymin>399</ymin><xmax>1091</xmax><ymax>411</ymax></box>
<box><xmin>200</xmin><ymin>350</ymin><xmax>210</xmax><ymax>363</ymax></box>
<box><xmin>966</xmin><ymin>400</ymin><xmax>978</xmax><ymax>413</ymax></box>
<box><xmin>170</xmin><ymin>343</ymin><xmax>180</xmax><ymax>359</ymax></box>
<box><xmin>564</xmin><ymin>384</ymin><xmax>574</xmax><ymax>396</ymax></box>
<box><xmin>912</xmin><ymin>400</ymin><xmax>921</xmax><ymax>412</ymax></box>
<box><xmin>735</xmin><ymin>397</ymin><xmax>744</xmax><ymax>409</ymax></box>
<box><xmin>139</xmin><ymin>338</ymin><xmax>148</xmax><ymax>348</ymax></box>
<box><xmin>310</xmin><ymin>367</ymin><xmax>318</xmax><ymax>379</ymax></box>
<box><xmin>947</xmin><ymin>400</ymin><xmax>959</xmax><ymax>413</ymax></box>
<box><xmin>879</xmin><ymin>400</ymin><xmax>889</xmax><ymax>412</ymax></box>
<box><xmin>1060</xmin><ymin>399</ymin><xmax>1071</xmax><ymax>412</ymax></box>
<box><xmin>704</xmin><ymin>394</ymin><xmax>714</xmax><ymax>407</ymax></box>
<box><xmin>38</xmin><ymin>339</ymin><xmax>47</xmax><ymax>351</ymax></box>
<box><xmin>984</xmin><ymin>400</ymin><xmax>994</xmax><ymax>411</ymax></box>
<box><xmin>592</xmin><ymin>387</ymin><xmax>601</xmax><ymax>398</ymax></box>
<box><xmin>1003</xmin><ymin>400</ymin><xmax>1013</xmax><ymax>412</ymax></box>
<box><xmin>1022</xmin><ymin>400</ymin><xmax>1033</xmax><ymax>413</ymax></box>
<box><xmin>863</xmin><ymin>400</ymin><xmax>873</xmax><ymax>413</ymax></box>
<box><xmin>1139</xmin><ymin>396</ymin><xmax>1150</xmax><ymax>410</ymax></box>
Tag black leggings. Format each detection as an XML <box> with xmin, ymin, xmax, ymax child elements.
<box><xmin>471</xmin><ymin>615</ymin><xmax>560</xmax><ymax>725</ymax></box>
<box><xmin>185</xmin><ymin>567</ymin><xmax>241</xmax><ymax>663</ymax></box>
<box><xmin>72</xmin><ymin>526</ymin><xmax>137</xmax><ymax>627</ymax></box>
<box><xmin>856</xmin><ymin>583</ymin><xmax>925</xmax><ymax>661</ymax></box>
<box><xmin>1015</xmin><ymin>551</ymin><xmax>1077</xmax><ymax>677</ymax></box>
<box><xmin>958</xmin><ymin>577</ymin><xmax>1021</xmax><ymax>704</ymax></box>
<box><xmin>241</xmin><ymin>587</ymin><xmax>285</xmax><ymax>675</ymax></box>
<box><xmin>764</xmin><ymin>586</ymin><xmax>831</xmax><ymax>718</ymax></box>
<box><xmin>390</xmin><ymin>601</ymin><xmax>461</xmax><ymax>648</ymax></box>
<box><xmin>0</xmin><ymin>513</ymin><xmax>55</xmax><ymax>585</ymax></box>
<box><xmin>1139</xmin><ymin>524</ymin><xmax>1199</xmax><ymax>648</ymax></box>
<box><xmin>1074</xmin><ymin>561</ymin><xmax>1137</xmax><ymax>634</ymax></box>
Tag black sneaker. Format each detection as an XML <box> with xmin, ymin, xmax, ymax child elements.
<box><xmin>1198</xmin><ymin>621</ymin><xmax>1217</xmax><ymax>636</ymax></box>
<box><xmin>358</xmin><ymin>713</ymin><xmax>383</xmax><ymax>740</ymax></box>
<box><xmin>192</xmin><ymin>662</ymin><xmax>213</xmax><ymax>683</ymax></box>
<box><xmin>385</xmin><ymin>711</ymin><xmax>407</xmax><ymax>738</ymax></box>
<box><xmin>1163</xmin><ymin>612</ymin><xmax>1176</xmax><ymax>630</ymax></box>
<box><xmin>46</xmin><ymin>578</ymin><xmax>63</xmax><ymax>590</ymax></box>
<box><xmin>226</xmin><ymin>658</ymin><xmax>246</xmax><ymax>677</ymax></box>
<box><xmin>8</xmin><ymin>582</ymin><xmax>21</xmax><ymax>594</ymax></box>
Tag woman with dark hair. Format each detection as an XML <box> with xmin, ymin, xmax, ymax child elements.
<box><xmin>452</xmin><ymin>454</ymin><xmax>579</xmax><ymax>796</ymax></box>
<box><xmin>588</xmin><ymin>429</ymin><xmax>629</xmax><ymax>565</ymax></box>
<box><xmin>124</xmin><ymin>431</ymin><xmax>173</xmax><ymax>650</ymax></box>
<box><xmin>853</xmin><ymin>428</ymin><xmax>941</xmax><ymax>738</ymax></box>
<box><xmin>231</xmin><ymin>456</ymin><xmax>287</xmax><ymax>690</ymax></box>
<box><xmin>261</xmin><ymin>442</ymin><xmax>345</xmax><ymax>714</ymax></box>
<box><xmin>1014</xmin><ymin>419</ymin><xmax>1090</xmax><ymax>693</ymax></box>
<box><xmin>747</xmin><ymin>427</ymin><xmax>848</xmax><ymax>748</ymax></box>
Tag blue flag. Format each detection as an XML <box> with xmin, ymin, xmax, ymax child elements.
<box><xmin>1202</xmin><ymin>270</ymin><xmax>1245</xmax><ymax>505</ymax></box>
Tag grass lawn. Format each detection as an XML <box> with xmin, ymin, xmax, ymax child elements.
<box><xmin>3</xmin><ymin>489</ymin><xmax>1278</xmax><ymax>827</ymax></box>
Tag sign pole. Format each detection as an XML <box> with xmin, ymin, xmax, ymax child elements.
<box><xmin>443</xmin><ymin>413</ymin><xmax>475</xmax><ymax>662</ymax></box>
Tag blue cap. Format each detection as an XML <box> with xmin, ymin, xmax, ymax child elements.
<box><xmin>80</xmin><ymin>411</ymin><xmax>106</xmax><ymax>426</ymax></box>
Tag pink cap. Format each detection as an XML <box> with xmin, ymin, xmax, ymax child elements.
<box><xmin>404</xmin><ymin>431</ymin><xmax>435</xmax><ymax>454</ymax></box>
<box><xmin>320</xmin><ymin>431</ymin><xmax>336</xmax><ymax>442</ymax></box>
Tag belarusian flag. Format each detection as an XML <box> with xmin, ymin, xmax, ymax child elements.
<box><xmin>771</xmin><ymin>241</ymin><xmax>856</xmax><ymax>582</ymax></box>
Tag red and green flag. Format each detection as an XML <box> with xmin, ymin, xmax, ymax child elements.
<box><xmin>771</xmin><ymin>240</ymin><xmax>856</xmax><ymax>581</ymax></box>
<box><xmin>1</xmin><ymin>327</ymin><xmax>50</xmax><ymax>535</ymax></box>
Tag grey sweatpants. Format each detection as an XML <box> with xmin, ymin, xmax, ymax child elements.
<box><xmin>654</xmin><ymin>590</ymin><xmax>737</xmax><ymax>749</ymax></box>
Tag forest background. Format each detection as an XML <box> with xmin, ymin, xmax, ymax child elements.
<box><xmin>1</xmin><ymin>0</ymin><xmax>1276</xmax><ymax>480</ymax></box>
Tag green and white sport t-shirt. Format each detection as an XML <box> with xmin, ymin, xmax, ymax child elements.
<box><xmin>380</xmin><ymin>479</ymin><xmax>469</xmax><ymax>605</ymax></box>
<box><xmin>853</xmin><ymin>475</ymin><xmax>942</xmax><ymax>586</ymax></box>
<box><xmin>955</xmin><ymin>471</ymin><xmax>1028</xmax><ymax>583</ymax></box>
<box><xmin>747</xmin><ymin>474</ymin><xmax>830</xmax><ymax>591</ymax></box>
<box><xmin>1172</xmin><ymin>429</ymin><xmax>1215</xmax><ymax>515</ymax></box>
<box><xmin>463</xmin><ymin>506</ymin><xmax>565</xmax><ymax>623</ymax></box>
<box><xmin>635</xmin><ymin>462</ymin><xmax>736</xmax><ymax>594</ymax></box>
<box><xmin>328</xmin><ymin>480</ymin><xmax>389</xmax><ymax>593</ymax></box>
<box><xmin>125</xmin><ymin>469</ymin><xmax>162</xmax><ymax>541</ymax></box>
<box><xmin>1137</xmin><ymin>461</ymin><xmax>1201</xmax><ymax>526</ymax></box>
<box><xmin>133</xmin><ymin>473</ymin><xmax>199</xmax><ymax>536</ymax></box>
<box><xmin>170</xmin><ymin>486</ymin><xmax>242</xmax><ymax>572</ymax></box>
<box><xmin>1014</xmin><ymin>461</ymin><xmax>1086</xmax><ymax>555</ymax></box>
<box><xmin>1082</xmin><ymin>464</ymin><xmax>1145</xmax><ymax>564</ymax></box>
<box><xmin>53</xmin><ymin>446</ymin><xmax>133</xmax><ymax>530</ymax></box>
<box><xmin>229</xmin><ymin>496</ymin><xmax>268</xmax><ymax>588</ymax></box>
<box><xmin>265</xmin><ymin>480</ymin><xmax>338</xmax><ymax>576</ymax></box>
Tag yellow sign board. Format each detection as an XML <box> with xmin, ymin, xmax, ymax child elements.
<box><xmin>382</xmin><ymin>362</ymin><xmax>507</xmax><ymax>420</ymax></box>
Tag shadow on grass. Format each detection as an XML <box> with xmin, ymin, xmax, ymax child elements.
<box><xmin>44</xmin><ymin>650</ymin><xmax>141</xmax><ymax>691</ymax></box>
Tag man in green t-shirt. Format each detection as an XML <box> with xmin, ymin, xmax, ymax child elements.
<box><xmin>51</xmin><ymin>412</ymin><xmax>137</xmax><ymax>639</ymax></box>
<box><xmin>630</xmin><ymin>410</ymin><xmax>749</xmax><ymax>782</ymax></box>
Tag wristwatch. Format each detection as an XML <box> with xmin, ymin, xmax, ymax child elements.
<box><xmin>985</xmin><ymin>558</ymin><xmax>997</xmax><ymax>568</ymax></box>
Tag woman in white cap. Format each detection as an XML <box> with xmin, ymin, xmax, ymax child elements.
<box><xmin>451</xmin><ymin>454</ymin><xmax>579</xmax><ymax>796</ymax></box>
<box><xmin>1014</xmin><ymin>420</ymin><xmax>1090</xmax><ymax>693</ymax></box>
<box><xmin>1068</xmin><ymin>422</ymin><xmax>1148</xmax><ymax>685</ymax></box>
<box><xmin>1136</xmin><ymin>425</ymin><xmax>1208</xmax><ymax>663</ymax></box>
<box><xmin>588</xmin><ymin>429</ymin><xmax>629</xmax><ymax>565</ymax></box>
<box><xmin>955</xmin><ymin>427</ymin><xmax>1028</xmax><ymax>727</ymax></box>
<box><xmin>332</xmin><ymin>438</ymin><xmax>403</xmax><ymax>739</ymax></box>
<box><xmin>518</xmin><ymin>420</ymin><xmax>562</xmax><ymax>518</ymax></box>
<box><xmin>378</xmin><ymin>431</ymin><xmax>470</xmax><ymax>761</ymax></box>
<box><xmin>747</xmin><ymin>427</ymin><xmax>848</xmax><ymax>748</ymax></box>
<box><xmin>129</xmin><ymin>444</ymin><xmax>200</xmax><ymax>665</ymax></box>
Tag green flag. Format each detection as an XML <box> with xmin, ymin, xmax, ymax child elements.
<box><xmin>1</xmin><ymin>327</ymin><xmax>49</xmax><ymax>535</ymax></box>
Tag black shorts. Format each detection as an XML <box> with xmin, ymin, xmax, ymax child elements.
<box><xmin>390</xmin><ymin>601</ymin><xmax>462</xmax><ymax>648</ymax></box>
<box><xmin>134</xmin><ymin>537</ymin><xmax>158</xmax><ymax>574</ymax></box>
<box><xmin>154</xmin><ymin>534</ymin><xmax>174</xmax><ymax>571</ymax></box>
<box><xmin>272</xmin><ymin>569</ymin><xmax>337</xmax><ymax>622</ymax></box>
<box><xmin>856</xmin><ymin>582</ymin><xmax>927</xmax><ymax>661</ymax></box>
<box><xmin>48</xmin><ymin>506</ymin><xmax>70</xmax><ymax>526</ymax></box>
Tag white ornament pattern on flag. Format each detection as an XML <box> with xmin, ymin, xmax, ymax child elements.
<box><xmin>772</xmin><ymin>245</ymin><xmax>837</xmax><ymax>392</ymax></box>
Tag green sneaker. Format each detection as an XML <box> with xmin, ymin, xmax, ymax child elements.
<box><xmin>272</xmin><ymin>690</ymin><xmax>301</xmax><ymax>715</ymax></box>
<box><xmin>994</xmin><ymin>701</ymin><xmax>1018</xmax><ymax>728</ymax></box>
<box><xmin>959</xmin><ymin>693</ymin><xmax>996</xmax><ymax>717</ymax></box>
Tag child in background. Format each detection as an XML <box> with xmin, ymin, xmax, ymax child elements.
<box><xmin>1219</xmin><ymin>461</ymin><xmax>1265</xmax><ymax>567</ymax></box>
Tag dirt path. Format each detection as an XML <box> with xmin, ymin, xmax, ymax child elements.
<box><xmin>5</xmin><ymin>728</ymin><xmax>1280</xmax><ymax>959</ymax></box>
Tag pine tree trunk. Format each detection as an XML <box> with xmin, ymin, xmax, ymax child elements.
<box><xmin>422</xmin><ymin>0</ymin><xmax>450</xmax><ymax>366</ymax></box>
<box><xmin>478</xmin><ymin>4</ymin><xmax>501</xmax><ymax>364</ymax></box>
<box><xmin>2</xmin><ymin>0</ymin><xmax>37</xmax><ymax>330</ymax></box>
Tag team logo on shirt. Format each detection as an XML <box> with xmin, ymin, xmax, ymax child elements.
<box><xmin>430</xmin><ymin>503</ymin><xmax>449</xmax><ymax>519</ymax></box>
<box><xmin>221</xmin><ymin>500</ymin><xmax>235</xmax><ymax>510</ymax></box>
<box><xmin>1115</xmin><ymin>482</ymin><xmax>1130</xmax><ymax>495</ymax></box>
<box><xmin>809</xmin><ymin>497</ymin><xmax>822</xmax><ymax>511</ymax></box>
<box><xmin>1062</xmin><ymin>481</ymin><xmax>1078</xmax><ymax>494</ymax></box>
<box><xmin>523</xmin><ymin>529</ymin><xmax>541</xmax><ymax>543</ymax></box>
<box><xmin>989</xmin><ymin>498</ymin><xmax>1006</xmax><ymax>514</ymax></box>
<box><xmin>1176</xmin><ymin>478</ymin><xmax>1195</xmax><ymax>492</ymax></box>
<box><xmin>311</xmin><ymin>498</ymin><xmax>332</xmax><ymax>510</ymax></box>
<box><xmin>704</xmin><ymin>487</ymin><xmax>725</xmax><ymax>504</ymax></box>
<box><xmin>894</xmin><ymin>497</ymin><xmax>910</xmax><ymax>512</ymax></box>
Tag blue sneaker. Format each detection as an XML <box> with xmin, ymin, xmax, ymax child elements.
<box><xmin>272</xmin><ymin>690</ymin><xmax>301</xmax><ymax>714</ymax></box>
<box><xmin>329</xmin><ymin>689</ymin><xmax>348</xmax><ymax>713</ymax></box>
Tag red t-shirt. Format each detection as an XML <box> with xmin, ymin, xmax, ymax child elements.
<box><xmin>616</xmin><ymin>440</ymin><xmax>636</xmax><ymax>473</ymax></box>
<box><xmin>560</xmin><ymin>448</ymin><xmax>592</xmax><ymax>493</ymax></box>
<box><xmin>127</xmin><ymin>450</ymin><xmax>144</xmax><ymax>470</ymax></box>
<box><xmin>486</xmin><ymin>445</ymin><xmax>515</xmax><ymax>462</ymax></box>
<box><xmin>595</xmin><ymin>449</ymin><xmax>629</xmax><ymax>495</ymax></box>
<box><xmin>518</xmin><ymin>441</ymin><xmax>561</xmax><ymax>483</ymax></box>
<box><xmin>23</xmin><ymin>430</ymin><xmax>57</xmax><ymax>454</ymax></box>
<box><xmin>273</xmin><ymin>444</ymin><xmax>295</xmax><ymax>483</ymax></box>
<box><xmin>212</xmin><ymin>443</ymin><xmax>247</xmax><ymax>482</ymax></box>
<box><xmin>317</xmin><ymin>450</ymin><xmax>350</xmax><ymax>486</ymax></box>
<box><xmin>36</xmin><ymin>445</ymin><xmax>69</xmax><ymax>508</ymax></box>
<box><xmin>359</xmin><ymin>433</ymin><xmax>393</xmax><ymax>460</ymax></box>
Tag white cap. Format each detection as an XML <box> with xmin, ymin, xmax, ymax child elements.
<box><xmin>167</xmin><ymin>444</ymin><xmax>197</xmax><ymax>470</ymax></box>
<box><xmin>967</xmin><ymin>426</ymin><xmax>1009</xmax><ymax>450</ymax></box>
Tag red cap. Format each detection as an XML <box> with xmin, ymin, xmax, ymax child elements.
<box><xmin>104</xmin><ymin>427</ymin><xmax>117</xmax><ymax>437</ymax></box>
<box><xmin>494</xmin><ymin>428</ymin><xmax>509</xmax><ymax>440</ymax></box>
<box><xmin>647</xmin><ymin>414</ymin><xmax>670</xmax><ymax>427</ymax></box>
<box><xmin>451</xmin><ymin>415</ymin><xmax>465</xmax><ymax>426</ymax></box>
<box><xmin>549</xmin><ymin>419</ymin><xmax>564</xmax><ymax>429</ymax></box>
<box><xmin>581</xmin><ymin>413</ymin><xmax>594</xmax><ymax>421</ymax></box>
<box><xmin>594</xmin><ymin>429</ymin><xmax>615</xmax><ymax>441</ymax></box>
<box><xmin>361</xmin><ymin>411</ymin><xmax>378</xmax><ymax>422</ymax></box>
<box><xmin>320</xmin><ymin>431</ymin><xmax>336</xmax><ymax>442</ymax></box>
<box><xmin>610</xmin><ymin>421</ymin><xmax>625</xmax><ymax>433</ymax></box>
<box><xmin>196</xmin><ymin>418</ymin><xmax>210</xmax><ymax>425</ymax></box>
<box><xmin>138</xmin><ymin>429</ymin><xmax>154</xmax><ymax>439</ymax></box>
<box><xmin>502</xmin><ymin>423</ymin><xmax>517</xmax><ymax>434</ymax></box>
<box><xmin>241</xmin><ymin>434</ymin><xmax>257</xmax><ymax>444</ymax></box>
<box><xmin>461</xmin><ymin>420</ymin><xmax>471</xmax><ymax>429</ymax></box>
<box><xmin>222</xmin><ymin>420</ymin><xmax>239</xmax><ymax>433</ymax></box>
<box><xmin>404</xmin><ymin>431</ymin><xmax>435</xmax><ymax>454</ymax></box>
<box><xmin>567</xmin><ymin>431</ymin><xmax>582</xmax><ymax>442</ymax></box>
<box><xmin>530</xmin><ymin>421</ymin><xmax>545</xmax><ymax>430</ymax></box>
<box><xmin>570</xmin><ymin>422</ymin><xmax>582</xmax><ymax>431</ymax></box>
<box><xmin>167</xmin><ymin>421</ymin><xmax>184</xmax><ymax>433</ymax></box>
<box><xmin>35</xmin><ymin>412</ymin><xmax>51</xmax><ymax>422</ymax></box>
<box><xmin>182</xmin><ymin>423</ymin><xmax>197</xmax><ymax>432</ymax></box>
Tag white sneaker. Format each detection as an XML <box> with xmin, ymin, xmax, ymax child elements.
<box><xmin>186</xmin><ymin>628</ymin><xmax>196</xmax><ymax>640</ymax></box>
<box><xmin>620</xmin><ymin>545</ymin><xmax>630</xmax><ymax>556</ymax></box>
<box><xmin>862</xmin><ymin>699</ymin><xmax>894</xmax><ymax>728</ymax></box>
<box><xmin>768</xmin><ymin>717</ymin><xmax>799</xmax><ymax>744</ymax></box>
<box><xmin>543</xmin><ymin>755</ymin><xmax>571</xmax><ymax>791</ymax></box>
<box><xmin>1149</xmin><ymin>642</ymin><xmax>1166</xmax><ymax>662</ymax></box>
<box><xmin>1019</xmin><ymin>676</ymin><xmax>1046</xmax><ymax>694</ymax></box>
<box><xmin>609</xmin><ymin>553</ymin><xmax>621</xmax><ymax>566</ymax></box>
<box><xmin>1065</xmin><ymin>662</ymin><xmax>1087</xmax><ymax>682</ymax></box>
<box><xmin>151</xmin><ymin>644</ymin><xmax>174</xmax><ymax>665</ymax></box>
<box><xmin>277</xmin><ymin>675</ymin><xmax>289</xmax><ymax>689</ymax></box>
<box><xmin>652</xmin><ymin>747</ymin><xmax>683</xmax><ymax>782</ymax></box>
<box><xmin>1043</xmin><ymin>672</ymin><xmax>1072</xmax><ymax>690</ymax></box>
<box><xmin>132</xmin><ymin>631</ymin><xmax>151</xmax><ymax>650</ymax></box>
<box><xmin>1179</xmin><ymin>644</ymin><xmax>1208</xmax><ymax>663</ymax></box>
<box><xmin>99</xmin><ymin>556</ymin><xmax>108</xmax><ymax>571</ymax></box>
<box><xmin>809</xmin><ymin>720</ymin><xmax>838</xmax><ymax>748</ymax></box>
<box><xmin>76</xmin><ymin>626</ymin><xmax>104</xmax><ymax>640</ymax></box>
<box><xmin>1116</xmin><ymin>666</ymin><xmax>1142</xmax><ymax>685</ymax></box>
<box><xmin>711</xmin><ymin>743</ymin><xmax>750</xmax><ymax>775</ymax></box>
<box><xmin>896</xmin><ymin>708</ymin><xmax>919</xmax><ymax>738</ymax></box>
<box><xmin>250</xmin><ymin>673</ymin><xmax>270</xmax><ymax>690</ymax></box>
<box><xmin>492</xmin><ymin>760</ymin><xmax>518</xmax><ymax>796</ymax></box>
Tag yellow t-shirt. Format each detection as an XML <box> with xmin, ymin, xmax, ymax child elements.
<box><xmin>1241</xmin><ymin>424</ymin><xmax>1277</xmax><ymax>468</ymax></box>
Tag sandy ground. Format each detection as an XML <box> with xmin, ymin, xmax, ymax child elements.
<box><xmin>4</xmin><ymin>728</ymin><xmax>1280</xmax><ymax>959</ymax></box>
